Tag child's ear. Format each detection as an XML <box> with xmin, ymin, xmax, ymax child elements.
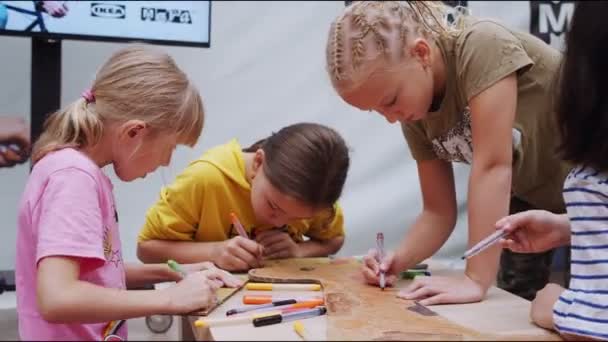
<box><xmin>251</xmin><ymin>149</ymin><xmax>266</xmax><ymax>177</ymax></box>
<box><xmin>122</xmin><ymin>120</ymin><xmax>147</xmax><ymax>139</ymax></box>
<box><xmin>410</xmin><ymin>38</ymin><xmax>432</xmax><ymax>68</ymax></box>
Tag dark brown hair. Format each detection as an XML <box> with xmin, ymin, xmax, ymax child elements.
<box><xmin>243</xmin><ymin>123</ymin><xmax>350</xmax><ymax>211</ymax></box>
<box><xmin>556</xmin><ymin>2</ymin><xmax>608</xmax><ymax>171</ymax></box>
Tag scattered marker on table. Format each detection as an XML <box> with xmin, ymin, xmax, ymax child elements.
<box><xmin>243</xmin><ymin>295</ymin><xmax>323</xmax><ymax>305</ymax></box>
<box><xmin>245</xmin><ymin>283</ymin><xmax>321</xmax><ymax>291</ymax></box>
<box><xmin>226</xmin><ymin>299</ymin><xmax>297</xmax><ymax>316</ymax></box>
<box><xmin>195</xmin><ymin>311</ymin><xmax>279</xmax><ymax>328</ymax></box>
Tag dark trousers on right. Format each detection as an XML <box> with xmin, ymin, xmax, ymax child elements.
<box><xmin>496</xmin><ymin>197</ymin><xmax>570</xmax><ymax>301</ymax></box>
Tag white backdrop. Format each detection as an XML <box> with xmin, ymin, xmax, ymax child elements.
<box><xmin>0</xmin><ymin>1</ymin><xmax>573</xmax><ymax>270</ymax></box>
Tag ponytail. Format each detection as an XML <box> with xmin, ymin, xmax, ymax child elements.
<box><xmin>32</xmin><ymin>98</ymin><xmax>103</xmax><ymax>164</ymax></box>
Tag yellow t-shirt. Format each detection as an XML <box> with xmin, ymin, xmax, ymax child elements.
<box><xmin>138</xmin><ymin>139</ymin><xmax>345</xmax><ymax>243</ymax></box>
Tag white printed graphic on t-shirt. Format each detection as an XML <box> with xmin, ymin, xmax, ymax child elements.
<box><xmin>431</xmin><ymin>107</ymin><xmax>522</xmax><ymax>164</ymax></box>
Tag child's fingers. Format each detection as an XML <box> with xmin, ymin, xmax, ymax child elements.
<box><xmin>385</xmin><ymin>274</ymin><xmax>398</xmax><ymax>287</ymax></box>
<box><xmin>398</xmin><ymin>285</ymin><xmax>433</xmax><ymax>300</ymax></box>
<box><xmin>263</xmin><ymin>240</ymin><xmax>290</xmax><ymax>256</ymax></box>
<box><xmin>497</xmin><ymin>211</ymin><xmax>536</xmax><ymax>233</ymax></box>
<box><xmin>216</xmin><ymin>269</ymin><xmax>244</xmax><ymax>288</ymax></box>
<box><xmin>227</xmin><ymin>246</ymin><xmax>257</xmax><ymax>270</ymax></box>
<box><xmin>265</xmin><ymin>250</ymin><xmax>290</xmax><ymax>260</ymax></box>
<box><xmin>418</xmin><ymin>294</ymin><xmax>448</xmax><ymax>306</ymax></box>
<box><xmin>236</xmin><ymin>237</ymin><xmax>264</xmax><ymax>256</ymax></box>
<box><xmin>257</xmin><ymin>231</ymin><xmax>288</xmax><ymax>247</ymax></box>
<box><xmin>364</xmin><ymin>249</ymin><xmax>380</xmax><ymax>274</ymax></box>
<box><xmin>361</xmin><ymin>265</ymin><xmax>379</xmax><ymax>285</ymax></box>
<box><xmin>254</xmin><ymin>229</ymin><xmax>274</xmax><ymax>242</ymax></box>
<box><xmin>399</xmin><ymin>279</ymin><xmax>425</xmax><ymax>296</ymax></box>
<box><xmin>379</xmin><ymin>254</ymin><xmax>394</xmax><ymax>273</ymax></box>
<box><xmin>2</xmin><ymin>149</ymin><xmax>21</xmax><ymax>162</ymax></box>
<box><xmin>201</xmin><ymin>270</ymin><xmax>234</xmax><ymax>290</ymax></box>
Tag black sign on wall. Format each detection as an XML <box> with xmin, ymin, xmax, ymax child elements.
<box><xmin>529</xmin><ymin>1</ymin><xmax>575</xmax><ymax>50</ymax></box>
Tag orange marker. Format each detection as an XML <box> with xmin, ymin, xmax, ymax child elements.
<box><xmin>283</xmin><ymin>300</ymin><xmax>325</xmax><ymax>310</ymax></box>
<box><xmin>230</xmin><ymin>212</ymin><xmax>249</xmax><ymax>238</ymax></box>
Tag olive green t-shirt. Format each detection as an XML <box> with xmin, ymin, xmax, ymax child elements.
<box><xmin>401</xmin><ymin>18</ymin><xmax>571</xmax><ymax>212</ymax></box>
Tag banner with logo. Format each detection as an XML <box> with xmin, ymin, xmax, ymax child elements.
<box><xmin>345</xmin><ymin>1</ymin><xmax>574</xmax><ymax>52</ymax></box>
<box><xmin>0</xmin><ymin>1</ymin><xmax>210</xmax><ymax>47</ymax></box>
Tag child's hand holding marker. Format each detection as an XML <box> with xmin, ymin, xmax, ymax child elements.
<box><xmin>167</xmin><ymin>260</ymin><xmax>244</xmax><ymax>288</ymax></box>
<box><xmin>216</xmin><ymin>237</ymin><xmax>264</xmax><ymax>271</ymax></box>
<box><xmin>256</xmin><ymin>228</ymin><xmax>300</xmax><ymax>260</ymax></box>
<box><xmin>214</xmin><ymin>212</ymin><xmax>264</xmax><ymax>272</ymax></box>
<box><xmin>361</xmin><ymin>249</ymin><xmax>398</xmax><ymax>288</ymax></box>
<box><xmin>495</xmin><ymin>210</ymin><xmax>571</xmax><ymax>253</ymax></box>
<box><xmin>163</xmin><ymin>269</ymin><xmax>223</xmax><ymax>314</ymax></box>
<box><xmin>164</xmin><ymin>260</ymin><xmax>243</xmax><ymax>314</ymax></box>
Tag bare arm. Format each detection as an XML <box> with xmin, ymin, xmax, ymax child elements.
<box><xmin>393</xmin><ymin>158</ymin><xmax>458</xmax><ymax>272</ymax></box>
<box><xmin>465</xmin><ymin>74</ymin><xmax>518</xmax><ymax>291</ymax></box>
<box><xmin>138</xmin><ymin>238</ymin><xmax>264</xmax><ymax>272</ymax></box>
<box><xmin>137</xmin><ymin>239</ymin><xmax>223</xmax><ymax>264</ymax></box>
<box><xmin>124</xmin><ymin>263</ymin><xmax>179</xmax><ymax>288</ymax></box>
<box><xmin>36</xmin><ymin>256</ymin><xmax>219</xmax><ymax>323</ymax></box>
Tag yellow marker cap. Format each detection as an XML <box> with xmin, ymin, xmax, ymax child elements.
<box><xmin>246</xmin><ymin>283</ymin><xmax>273</xmax><ymax>291</ymax></box>
<box><xmin>294</xmin><ymin>321</ymin><xmax>305</xmax><ymax>334</ymax></box>
<box><xmin>309</xmin><ymin>284</ymin><xmax>321</xmax><ymax>291</ymax></box>
<box><xmin>194</xmin><ymin>320</ymin><xmax>207</xmax><ymax>328</ymax></box>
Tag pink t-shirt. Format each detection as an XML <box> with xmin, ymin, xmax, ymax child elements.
<box><xmin>16</xmin><ymin>148</ymin><xmax>127</xmax><ymax>341</ymax></box>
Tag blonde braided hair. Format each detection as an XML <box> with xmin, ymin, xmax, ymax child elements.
<box><xmin>326</xmin><ymin>1</ymin><xmax>467</xmax><ymax>93</ymax></box>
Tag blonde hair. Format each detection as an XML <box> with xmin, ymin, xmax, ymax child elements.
<box><xmin>326</xmin><ymin>1</ymin><xmax>467</xmax><ymax>93</ymax></box>
<box><xmin>32</xmin><ymin>44</ymin><xmax>204</xmax><ymax>164</ymax></box>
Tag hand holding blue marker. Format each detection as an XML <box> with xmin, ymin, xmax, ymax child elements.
<box><xmin>461</xmin><ymin>229</ymin><xmax>509</xmax><ymax>260</ymax></box>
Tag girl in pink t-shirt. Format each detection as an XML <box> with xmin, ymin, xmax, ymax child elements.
<box><xmin>15</xmin><ymin>45</ymin><xmax>242</xmax><ymax>341</ymax></box>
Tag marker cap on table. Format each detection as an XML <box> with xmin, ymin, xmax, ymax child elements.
<box><xmin>246</xmin><ymin>283</ymin><xmax>321</xmax><ymax>291</ymax></box>
<box><xmin>294</xmin><ymin>321</ymin><xmax>310</xmax><ymax>341</ymax></box>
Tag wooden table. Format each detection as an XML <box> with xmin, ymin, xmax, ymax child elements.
<box><xmin>182</xmin><ymin>258</ymin><xmax>560</xmax><ymax>341</ymax></box>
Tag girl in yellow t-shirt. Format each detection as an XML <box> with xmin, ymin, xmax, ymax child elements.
<box><xmin>137</xmin><ymin>122</ymin><xmax>350</xmax><ymax>271</ymax></box>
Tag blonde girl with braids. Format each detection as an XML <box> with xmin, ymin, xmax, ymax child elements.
<box><xmin>326</xmin><ymin>1</ymin><xmax>572</xmax><ymax>305</ymax></box>
<box><xmin>15</xmin><ymin>45</ymin><xmax>242</xmax><ymax>341</ymax></box>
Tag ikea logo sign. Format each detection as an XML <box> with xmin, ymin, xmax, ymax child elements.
<box><xmin>91</xmin><ymin>3</ymin><xmax>126</xmax><ymax>19</ymax></box>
